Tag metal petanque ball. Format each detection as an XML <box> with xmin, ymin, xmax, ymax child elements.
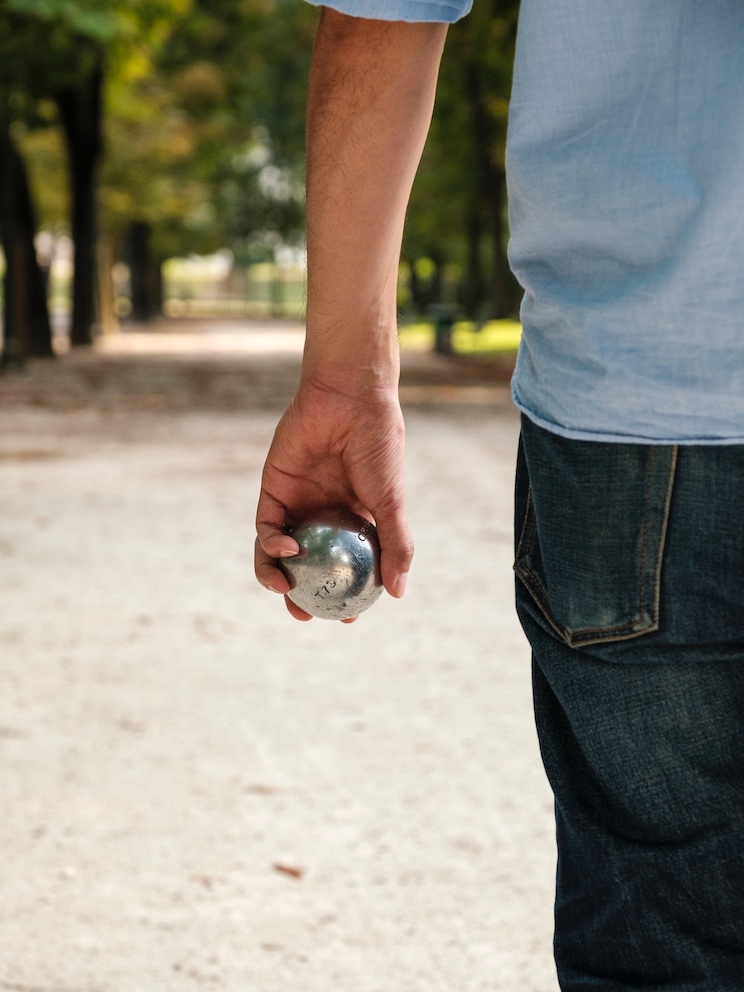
<box><xmin>279</xmin><ymin>508</ymin><xmax>383</xmax><ymax>620</ymax></box>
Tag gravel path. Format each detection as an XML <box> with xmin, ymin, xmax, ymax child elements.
<box><xmin>0</xmin><ymin>327</ymin><xmax>558</xmax><ymax>991</ymax></box>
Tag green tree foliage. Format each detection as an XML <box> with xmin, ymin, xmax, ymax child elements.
<box><xmin>95</xmin><ymin>0</ymin><xmax>316</xmax><ymax>310</ymax></box>
<box><xmin>0</xmin><ymin>0</ymin><xmax>102</xmax><ymax>356</ymax></box>
<box><xmin>3</xmin><ymin>0</ymin><xmax>316</xmax><ymax>344</ymax></box>
<box><xmin>3</xmin><ymin>0</ymin><xmax>521</xmax><ymax>350</ymax></box>
<box><xmin>0</xmin><ymin>0</ymin><xmax>191</xmax><ymax>350</ymax></box>
<box><xmin>150</xmin><ymin>0</ymin><xmax>316</xmax><ymax>262</ymax></box>
<box><xmin>405</xmin><ymin>0</ymin><xmax>522</xmax><ymax>319</ymax></box>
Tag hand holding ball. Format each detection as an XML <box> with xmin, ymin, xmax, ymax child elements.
<box><xmin>279</xmin><ymin>508</ymin><xmax>383</xmax><ymax>620</ymax></box>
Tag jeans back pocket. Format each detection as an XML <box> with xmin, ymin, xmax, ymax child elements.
<box><xmin>515</xmin><ymin>417</ymin><xmax>678</xmax><ymax>648</ymax></box>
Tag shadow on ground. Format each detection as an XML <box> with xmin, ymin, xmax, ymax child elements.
<box><xmin>0</xmin><ymin>320</ymin><xmax>516</xmax><ymax>413</ymax></box>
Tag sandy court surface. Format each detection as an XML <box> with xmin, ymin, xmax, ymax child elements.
<box><xmin>0</xmin><ymin>326</ymin><xmax>558</xmax><ymax>991</ymax></box>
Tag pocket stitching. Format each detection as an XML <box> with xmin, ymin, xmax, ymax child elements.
<box><xmin>514</xmin><ymin>444</ymin><xmax>678</xmax><ymax>648</ymax></box>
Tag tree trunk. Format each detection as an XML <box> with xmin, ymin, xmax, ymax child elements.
<box><xmin>406</xmin><ymin>256</ymin><xmax>444</xmax><ymax>316</ymax></box>
<box><xmin>127</xmin><ymin>221</ymin><xmax>161</xmax><ymax>322</ymax></box>
<box><xmin>429</xmin><ymin>253</ymin><xmax>444</xmax><ymax>307</ymax></box>
<box><xmin>460</xmin><ymin>209</ymin><xmax>485</xmax><ymax>319</ymax></box>
<box><xmin>55</xmin><ymin>59</ymin><xmax>103</xmax><ymax>347</ymax></box>
<box><xmin>0</xmin><ymin>116</ymin><xmax>54</xmax><ymax>363</ymax></box>
<box><xmin>407</xmin><ymin>260</ymin><xmax>425</xmax><ymax>314</ymax></box>
<box><xmin>462</xmin><ymin>60</ymin><xmax>522</xmax><ymax>319</ymax></box>
<box><xmin>487</xmin><ymin>164</ymin><xmax>522</xmax><ymax>318</ymax></box>
<box><xmin>97</xmin><ymin>234</ymin><xmax>118</xmax><ymax>336</ymax></box>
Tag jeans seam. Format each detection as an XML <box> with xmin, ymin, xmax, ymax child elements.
<box><xmin>515</xmin><ymin>482</ymin><xmax>535</xmax><ymax>562</ymax></box>
<box><xmin>637</xmin><ymin>447</ymin><xmax>653</xmax><ymax>626</ymax></box>
<box><xmin>650</xmin><ymin>444</ymin><xmax>678</xmax><ymax>625</ymax></box>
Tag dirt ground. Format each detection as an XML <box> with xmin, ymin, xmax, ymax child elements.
<box><xmin>0</xmin><ymin>321</ymin><xmax>558</xmax><ymax>991</ymax></box>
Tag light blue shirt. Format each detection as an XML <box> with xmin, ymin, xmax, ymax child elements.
<box><xmin>311</xmin><ymin>0</ymin><xmax>744</xmax><ymax>443</ymax></box>
<box><xmin>508</xmin><ymin>0</ymin><xmax>744</xmax><ymax>443</ymax></box>
<box><xmin>304</xmin><ymin>0</ymin><xmax>471</xmax><ymax>22</ymax></box>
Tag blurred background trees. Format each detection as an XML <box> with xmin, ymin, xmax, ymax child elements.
<box><xmin>405</xmin><ymin>0</ymin><xmax>521</xmax><ymax>321</ymax></box>
<box><xmin>0</xmin><ymin>0</ymin><xmax>520</xmax><ymax>361</ymax></box>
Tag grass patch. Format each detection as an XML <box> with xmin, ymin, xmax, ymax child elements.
<box><xmin>399</xmin><ymin>319</ymin><xmax>521</xmax><ymax>356</ymax></box>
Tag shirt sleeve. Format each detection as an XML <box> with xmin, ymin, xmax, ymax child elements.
<box><xmin>304</xmin><ymin>0</ymin><xmax>472</xmax><ymax>24</ymax></box>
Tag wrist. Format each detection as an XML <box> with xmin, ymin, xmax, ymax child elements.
<box><xmin>299</xmin><ymin>356</ymin><xmax>401</xmax><ymax>403</ymax></box>
<box><xmin>302</xmin><ymin>308</ymin><xmax>401</xmax><ymax>397</ymax></box>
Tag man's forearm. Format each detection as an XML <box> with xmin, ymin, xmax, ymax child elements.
<box><xmin>303</xmin><ymin>8</ymin><xmax>448</xmax><ymax>391</ymax></box>
<box><xmin>254</xmin><ymin>8</ymin><xmax>437</xmax><ymax>609</ymax></box>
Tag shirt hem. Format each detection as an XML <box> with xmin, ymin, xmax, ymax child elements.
<box><xmin>513</xmin><ymin>392</ymin><xmax>744</xmax><ymax>447</ymax></box>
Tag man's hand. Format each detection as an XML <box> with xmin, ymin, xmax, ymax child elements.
<box><xmin>254</xmin><ymin>8</ymin><xmax>447</xmax><ymax>620</ymax></box>
<box><xmin>255</xmin><ymin>375</ymin><xmax>413</xmax><ymax>621</ymax></box>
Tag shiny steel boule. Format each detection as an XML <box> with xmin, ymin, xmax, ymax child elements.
<box><xmin>279</xmin><ymin>508</ymin><xmax>383</xmax><ymax>620</ymax></box>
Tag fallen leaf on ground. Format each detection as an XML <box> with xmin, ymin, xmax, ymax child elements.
<box><xmin>272</xmin><ymin>863</ymin><xmax>304</xmax><ymax>879</ymax></box>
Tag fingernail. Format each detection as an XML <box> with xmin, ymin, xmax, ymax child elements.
<box><xmin>395</xmin><ymin>573</ymin><xmax>408</xmax><ymax>598</ymax></box>
<box><xmin>279</xmin><ymin>548</ymin><xmax>298</xmax><ymax>558</ymax></box>
<box><xmin>268</xmin><ymin>584</ymin><xmax>284</xmax><ymax>594</ymax></box>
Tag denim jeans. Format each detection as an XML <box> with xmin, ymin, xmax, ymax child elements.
<box><xmin>514</xmin><ymin>415</ymin><xmax>744</xmax><ymax>991</ymax></box>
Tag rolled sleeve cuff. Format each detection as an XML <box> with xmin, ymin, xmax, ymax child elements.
<box><xmin>305</xmin><ymin>0</ymin><xmax>472</xmax><ymax>24</ymax></box>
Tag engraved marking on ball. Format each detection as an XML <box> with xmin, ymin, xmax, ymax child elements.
<box><xmin>279</xmin><ymin>508</ymin><xmax>383</xmax><ymax>620</ymax></box>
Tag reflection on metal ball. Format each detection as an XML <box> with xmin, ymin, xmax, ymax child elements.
<box><xmin>280</xmin><ymin>508</ymin><xmax>383</xmax><ymax>620</ymax></box>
